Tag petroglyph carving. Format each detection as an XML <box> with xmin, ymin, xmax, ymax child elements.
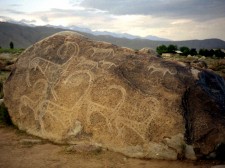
<box><xmin>19</xmin><ymin>97</ymin><xmax>61</xmax><ymax>132</ymax></box>
<box><xmin>148</xmin><ymin>64</ymin><xmax>177</xmax><ymax>77</ymax></box>
<box><xmin>57</xmin><ymin>41</ymin><xmax>80</xmax><ymax>59</ymax></box>
<box><xmin>90</xmin><ymin>47</ymin><xmax>114</xmax><ymax>58</ymax></box>
<box><xmin>6</xmin><ymin>32</ymin><xmax>224</xmax><ymax>160</ymax></box>
<box><xmin>98</xmin><ymin>60</ymin><xmax>117</xmax><ymax>69</ymax></box>
<box><xmin>26</xmin><ymin>42</ymin><xmax>80</xmax><ymax>100</ymax></box>
<box><xmin>147</xmin><ymin>64</ymin><xmax>177</xmax><ymax>87</ymax></box>
<box><xmin>26</xmin><ymin>57</ymin><xmax>62</xmax><ymax>100</ymax></box>
<box><xmin>22</xmin><ymin>46</ymin><xmax>162</xmax><ymax>144</ymax></box>
<box><xmin>74</xmin><ymin>58</ymin><xmax>99</xmax><ymax>70</ymax></box>
<box><xmin>114</xmin><ymin>97</ymin><xmax>161</xmax><ymax>142</ymax></box>
<box><xmin>86</xmin><ymin>84</ymin><xmax>126</xmax><ymax>132</ymax></box>
<box><xmin>19</xmin><ymin>79</ymin><xmax>48</xmax><ymax>118</ymax></box>
<box><xmin>64</xmin><ymin>70</ymin><xmax>93</xmax><ymax>85</ymax></box>
<box><xmin>63</xmin><ymin>70</ymin><xmax>94</xmax><ymax>111</ymax></box>
<box><xmin>21</xmin><ymin>70</ymin><xmax>129</xmax><ymax>137</ymax></box>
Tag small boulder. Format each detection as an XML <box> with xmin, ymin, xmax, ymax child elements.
<box><xmin>191</xmin><ymin>60</ymin><xmax>208</xmax><ymax>69</ymax></box>
<box><xmin>66</xmin><ymin>144</ymin><xmax>102</xmax><ymax>154</ymax></box>
<box><xmin>19</xmin><ymin>138</ymin><xmax>43</xmax><ymax>145</ymax></box>
<box><xmin>0</xmin><ymin>99</ymin><xmax>3</xmax><ymax>106</ymax></box>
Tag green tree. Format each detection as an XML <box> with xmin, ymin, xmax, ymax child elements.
<box><xmin>9</xmin><ymin>41</ymin><xmax>14</xmax><ymax>49</ymax></box>
<box><xmin>214</xmin><ymin>49</ymin><xmax>225</xmax><ymax>58</ymax></box>
<box><xmin>199</xmin><ymin>49</ymin><xmax>212</xmax><ymax>57</ymax></box>
<box><xmin>167</xmin><ymin>44</ymin><xmax>177</xmax><ymax>53</ymax></box>
<box><xmin>199</xmin><ymin>49</ymin><xmax>206</xmax><ymax>56</ymax></box>
<box><xmin>156</xmin><ymin>45</ymin><xmax>167</xmax><ymax>55</ymax></box>
<box><xmin>180</xmin><ymin>46</ymin><xmax>190</xmax><ymax>56</ymax></box>
<box><xmin>209</xmin><ymin>49</ymin><xmax>215</xmax><ymax>57</ymax></box>
<box><xmin>189</xmin><ymin>48</ymin><xmax>197</xmax><ymax>56</ymax></box>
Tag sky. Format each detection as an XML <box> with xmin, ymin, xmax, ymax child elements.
<box><xmin>0</xmin><ymin>0</ymin><xmax>225</xmax><ymax>40</ymax></box>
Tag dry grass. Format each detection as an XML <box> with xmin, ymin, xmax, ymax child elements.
<box><xmin>164</xmin><ymin>55</ymin><xmax>225</xmax><ymax>77</ymax></box>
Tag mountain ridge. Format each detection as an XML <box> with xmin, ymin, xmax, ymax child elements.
<box><xmin>0</xmin><ymin>22</ymin><xmax>225</xmax><ymax>50</ymax></box>
<box><xmin>41</xmin><ymin>24</ymin><xmax>171</xmax><ymax>41</ymax></box>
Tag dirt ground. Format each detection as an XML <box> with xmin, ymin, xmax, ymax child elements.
<box><xmin>0</xmin><ymin>124</ymin><xmax>223</xmax><ymax>168</ymax></box>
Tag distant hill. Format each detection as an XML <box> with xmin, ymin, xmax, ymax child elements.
<box><xmin>44</xmin><ymin>24</ymin><xmax>171</xmax><ymax>41</ymax></box>
<box><xmin>0</xmin><ymin>22</ymin><xmax>225</xmax><ymax>50</ymax></box>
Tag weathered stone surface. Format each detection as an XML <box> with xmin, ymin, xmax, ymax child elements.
<box><xmin>66</xmin><ymin>144</ymin><xmax>102</xmax><ymax>154</ymax></box>
<box><xmin>3</xmin><ymin>31</ymin><xmax>225</xmax><ymax>160</ymax></box>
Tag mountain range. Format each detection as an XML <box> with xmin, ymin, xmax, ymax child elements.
<box><xmin>41</xmin><ymin>24</ymin><xmax>171</xmax><ymax>41</ymax></box>
<box><xmin>0</xmin><ymin>22</ymin><xmax>225</xmax><ymax>50</ymax></box>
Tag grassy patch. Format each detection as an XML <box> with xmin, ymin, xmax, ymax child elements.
<box><xmin>0</xmin><ymin>73</ymin><xmax>10</xmax><ymax>99</ymax></box>
<box><xmin>0</xmin><ymin>72</ymin><xmax>10</xmax><ymax>84</ymax></box>
<box><xmin>0</xmin><ymin>48</ymin><xmax>25</xmax><ymax>54</ymax></box>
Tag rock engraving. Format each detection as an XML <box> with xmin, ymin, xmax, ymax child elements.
<box><xmin>4</xmin><ymin>31</ymin><xmax>225</xmax><ymax>160</ymax></box>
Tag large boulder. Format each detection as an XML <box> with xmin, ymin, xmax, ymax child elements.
<box><xmin>3</xmin><ymin>31</ymin><xmax>225</xmax><ymax>160</ymax></box>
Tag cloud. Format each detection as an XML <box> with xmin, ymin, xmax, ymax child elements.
<box><xmin>25</xmin><ymin>8</ymin><xmax>113</xmax><ymax>27</ymax></box>
<box><xmin>80</xmin><ymin>0</ymin><xmax>225</xmax><ymax>21</ymax></box>
<box><xmin>1</xmin><ymin>0</ymin><xmax>225</xmax><ymax>41</ymax></box>
<box><xmin>34</xmin><ymin>8</ymin><xmax>106</xmax><ymax>18</ymax></box>
<box><xmin>20</xmin><ymin>19</ymin><xmax>36</xmax><ymax>24</ymax></box>
<box><xmin>69</xmin><ymin>0</ymin><xmax>83</xmax><ymax>6</ymax></box>
<box><xmin>0</xmin><ymin>16</ymin><xmax>14</xmax><ymax>22</ymax></box>
<box><xmin>171</xmin><ymin>19</ymin><xmax>192</xmax><ymax>25</ymax></box>
<box><xmin>40</xmin><ymin>16</ymin><xmax>49</xmax><ymax>22</ymax></box>
<box><xmin>0</xmin><ymin>16</ymin><xmax>36</xmax><ymax>25</ymax></box>
<box><xmin>6</xmin><ymin>9</ymin><xmax>26</xmax><ymax>14</ymax></box>
<box><xmin>9</xmin><ymin>4</ymin><xmax>22</xmax><ymax>7</ymax></box>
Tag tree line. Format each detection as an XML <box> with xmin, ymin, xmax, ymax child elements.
<box><xmin>156</xmin><ymin>44</ymin><xmax>225</xmax><ymax>58</ymax></box>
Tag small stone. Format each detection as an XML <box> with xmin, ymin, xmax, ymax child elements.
<box><xmin>66</xmin><ymin>144</ymin><xmax>102</xmax><ymax>154</ymax></box>
<box><xmin>19</xmin><ymin>139</ymin><xmax>43</xmax><ymax>145</ymax></box>
<box><xmin>0</xmin><ymin>99</ymin><xmax>3</xmax><ymax>106</ymax></box>
<box><xmin>207</xmin><ymin>152</ymin><xmax>216</xmax><ymax>159</ymax></box>
<box><xmin>185</xmin><ymin>145</ymin><xmax>197</xmax><ymax>160</ymax></box>
<box><xmin>199</xmin><ymin>56</ymin><xmax>206</xmax><ymax>60</ymax></box>
<box><xmin>67</xmin><ymin>120</ymin><xmax>83</xmax><ymax>137</ymax></box>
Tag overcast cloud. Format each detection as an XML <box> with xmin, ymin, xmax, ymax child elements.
<box><xmin>81</xmin><ymin>0</ymin><xmax>225</xmax><ymax>21</ymax></box>
<box><xmin>0</xmin><ymin>0</ymin><xmax>225</xmax><ymax>40</ymax></box>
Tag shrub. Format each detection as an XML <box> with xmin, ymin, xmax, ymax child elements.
<box><xmin>156</xmin><ymin>45</ymin><xmax>167</xmax><ymax>55</ymax></box>
<box><xmin>10</xmin><ymin>41</ymin><xmax>14</xmax><ymax>49</ymax></box>
<box><xmin>167</xmin><ymin>44</ymin><xmax>177</xmax><ymax>53</ymax></box>
<box><xmin>0</xmin><ymin>103</ymin><xmax>12</xmax><ymax>125</ymax></box>
<box><xmin>189</xmin><ymin>48</ymin><xmax>197</xmax><ymax>56</ymax></box>
<box><xmin>210</xmin><ymin>60</ymin><xmax>225</xmax><ymax>71</ymax></box>
<box><xmin>180</xmin><ymin>46</ymin><xmax>190</xmax><ymax>56</ymax></box>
